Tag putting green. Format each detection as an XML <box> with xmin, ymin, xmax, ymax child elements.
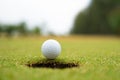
<box><xmin>0</xmin><ymin>36</ymin><xmax>120</xmax><ymax>80</ymax></box>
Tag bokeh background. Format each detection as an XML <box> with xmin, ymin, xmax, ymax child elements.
<box><xmin>0</xmin><ymin>1</ymin><xmax>120</xmax><ymax>80</ymax></box>
<box><xmin>0</xmin><ymin>0</ymin><xmax>119</xmax><ymax>37</ymax></box>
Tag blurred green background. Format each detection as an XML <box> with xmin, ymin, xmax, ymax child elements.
<box><xmin>0</xmin><ymin>0</ymin><xmax>120</xmax><ymax>36</ymax></box>
<box><xmin>71</xmin><ymin>0</ymin><xmax>120</xmax><ymax>35</ymax></box>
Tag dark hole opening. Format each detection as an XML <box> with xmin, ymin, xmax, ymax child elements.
<box><xmin>26</xmin><ymin>59</ymin><xmax>79</xmax><ymax>69</ymax></box>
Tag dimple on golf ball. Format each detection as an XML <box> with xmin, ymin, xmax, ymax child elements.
<box><xmin>41</xmin><ymin>39</ymin><xmax>61</xmax><ymax>59</ymax></box>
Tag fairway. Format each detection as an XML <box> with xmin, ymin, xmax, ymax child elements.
<box><xmin>0</xmin><ymin>36</ymin><xmax>120</xmax><ymax>80</ymax></box>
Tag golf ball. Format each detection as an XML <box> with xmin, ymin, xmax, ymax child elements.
<box><xmin>41</xmin><ymin>39</ymin><xmax>61</xmax><ymax>59</ymax></box>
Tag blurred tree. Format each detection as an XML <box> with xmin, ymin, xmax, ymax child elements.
<box><xmin>0</xmin><ymin>25</ymin><xmax>2</xmax><ymax>32</ymax></box>
<box><xmin>32</xmin><ymin>26</ymin><xmax>41</xmax><ymax>35</ymax></box>
<box><xmin>108</xmin><ymin>7</ymin><xmax>120</xmax><ymax>35</ymax></box>
<box><xmin>0</xmin><ymin>22</ymin><xmax>41</xmax><ymax>37</ymax></box>
<box><xmin>71</xmin><ymin>0</ymin><xmax>120</xmax><ymax>35</ymax></box>
<box><xmin>5</xmin><ymin>25</ymin><xmax>16</xmax><ymax>36</ymax></box>
<box><xmin>0</xmin><ymin>24</ymin><xmax>3</xmax><ymax>36</ymax></box>
<box><xmin>17</xmin><ymin>22</ymin><xmax>28</xmax><ymax>35</ymax></box>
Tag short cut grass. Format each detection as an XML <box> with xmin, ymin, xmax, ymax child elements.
<box><xmin>0</xmin><ymin>36</ymin><xmax>120</xmax><ymax>80</ymax></box>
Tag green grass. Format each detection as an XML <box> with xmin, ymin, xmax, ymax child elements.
<box><xmin>0</xmin><ymin>36</ymin><xmax>120</xmax><ymax>80</ymax></box>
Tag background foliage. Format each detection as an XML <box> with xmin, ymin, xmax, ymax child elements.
<box><xmin>71</xmin><ymin>0</ymin><xmax>120</xmax><ymax>35</ymax></box>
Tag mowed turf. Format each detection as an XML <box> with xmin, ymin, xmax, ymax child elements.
<box><xmin>0</xmin><ymin>36</ymin><xmax>120</xmax><ymax>80</ymax></box>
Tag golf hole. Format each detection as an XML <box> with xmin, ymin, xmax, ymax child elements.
<box><xmin>26</xmin><ymin>60</ymin><xmax>79</xmax><ymax>69</ymax></box>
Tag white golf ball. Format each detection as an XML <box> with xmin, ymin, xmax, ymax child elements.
<box><xmin>41</xmin><ymin>39</ymin><xmax>61</xmax><ymax>59</ymax></box>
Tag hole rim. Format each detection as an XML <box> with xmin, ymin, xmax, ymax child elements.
<box><xmin>26</xmin><ymin>59</ymin><xmax>79</xmax><ymax>69</ymax></box>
